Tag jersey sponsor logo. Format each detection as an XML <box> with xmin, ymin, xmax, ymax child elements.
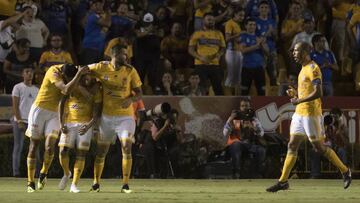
<box><xmin>198</xmin><ymin>38</ymin><xmax>221</xmax><ymax>46</ymax></box>
<box><xmin>71</xmin><ymin>104</ymin><xmax>80</xmax><ymax>110</ymax></box>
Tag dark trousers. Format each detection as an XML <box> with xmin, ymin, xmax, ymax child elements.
<box><xmin>241</xmin><ymin>67</ymin><xmax>265</xmax><ymax>96</ymax></box>
<box><xmin>142</xmin><ymin>136</ymin><xmax>170</xmax><ymax>178</ymax></box>
<box><xmin>134</xmin><ymin>57</ymin><xmax>160</xmax><ymax>89</ymax></box>
<box><xmin>310</xmin><ymin>147</ymin><xmax>347</xmax><ymax>177</ymax></box>
<box><xmin>228</xmin><ymin>141</ymin><xmax>266</xmax><ymax>177</ymax></box>
<box><xmin>196</xmin><ymin>65</ymin><xmax>224</xmax><ymax>95</ymax></box>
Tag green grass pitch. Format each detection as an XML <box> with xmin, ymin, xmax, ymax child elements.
<box><xmin>0</xmin><ymin>178</ymin><xmax>359</xmax><ymax>203</ymax></box>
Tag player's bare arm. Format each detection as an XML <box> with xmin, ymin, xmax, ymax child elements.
<box><xmin>54</xmin><ymin>66</ymin><xmax>90</xmax><ymax>95</ymax></box>
<box><xmin>59</xmin><ymin>96</ymin><xmax>69</xmax><ymax>134</ymax></box>
<box><xmin>291</xmin><ymin>82</ymin><xmax>322</xmax><ymax>105</ymax></box>
<box><xmin>120</xmin><ymin>87</ymin><xmax>143</xmax><ymax>108</ymax></box>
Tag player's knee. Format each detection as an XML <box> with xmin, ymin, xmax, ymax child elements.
<box><xmin>287</xmin><ymin>142</ymin><xmax>298</xmax><ymax>152</ymax></box>
<box><xmin>45</xmin><ymin>145</ymin><xmax>55</xmax><ymax>155</ymax></box>
<box><xmin>76</xmin><ymin>150</ymin><xmax>87</xmax><ymax>157</ymax></box>
<box><xmin>122</xmin><ymin>143</ymin><xmax>132</xmax><ymax>154</ymax></box>
<box><xmin>60</xmin><ymin>147</ymin><xmax>69</xmax><ymax>156</ymax></box>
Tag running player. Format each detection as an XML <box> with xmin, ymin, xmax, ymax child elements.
<box><xmin>88</xmin><ymin>44</ymin><xmax>142</xmax><ymax>193</ymax></box>
<box><xmin>58</xmin><ymin>74</ymin><xmax>102</xmax><ymax>193</ymax></box>
<box><xmin>25</xmin><ymin>64</ymin><xmax>89</xmax><ymax>192</ymax></box>
<box><xmin>266</xmin><ymin>42</ymin><xmax>351</xmax><ymax>192</ymax></box>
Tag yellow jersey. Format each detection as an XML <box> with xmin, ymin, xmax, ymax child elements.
<box><xmin>281</xmin><ymin>18</ymin><xmax>303</xmax><ymax>37</ymax></box>
<box><xmin>296</xmin><ymin>61</ymin><xmax>322</xmax><ymax>116</ymax></box>
<box><xmin>89</xmin><ymin>61</ymin><xmax>142</xmax><ymax>116</ymax></box>
<box><xmin>64</xmin><ymin>85</ymin><xmax>102</xmax><ymax>123</ymax></box>
<box><xmin>0</xmin><ymin>0</ymin><xmax>16</xmax><ymax>17</ymax></box>
<box><xmin>332</xmin><ymin>3</ymin><xmax>352</xmax><ymax>20</ymax></box>
<box><xmin>189</xmin><ymin>29</ymin><xmax>226</xmax><ymax>65</ymax></box>
<box><xmin>225</xmin><ymin>19</ymin><xmax>242</xmax><ymax>50</ymax></box>
<box><xmin>104</xmin><ymin>38</ymin><xmax>133</xmax><ymax>59</ymax></box>
<box><xmin>39</xmin><ymin>50</ymin><xmax>73</xmax><ymax>72</ymax></box>
<box><xmin>34</xmin><ymin>65</ymin><xmax>64</xmax><ymax>112</ymax></box>
<box><xmin>195</xmin><ymin>3</ymin><xmax>212</xmax><ymax>18</ymax></box>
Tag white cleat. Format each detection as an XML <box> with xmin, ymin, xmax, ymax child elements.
<box><xmin>58</xmin><ymin>172</ymin><xmax>72</xmax><ymax>190</ymax></box>
<box><xmin>70</xmin><ymin>184</ymin><xmax>80</xmax><ymax>193</ymax></box>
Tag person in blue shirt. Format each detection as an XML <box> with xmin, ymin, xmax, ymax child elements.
<box><xmin>246</xmin><ymin>0</ymin><xmax>279</xmax><ymax>24</ymax></box>
<box><xmin>80</xmin><ymin>0</ymin><xmax>111</xmax><ymax>65</ymax></box>
<box><xmin>237</xmin><ymin>18</ymin><xmax>269</xmax><ymax>95</ymax></box>
<box><xmin>107</xmin><ymin>3</ymin><xmax>134</xmax><ymax>41</ymax></box>
<box><xmin>310</xmin><ymin>34</ymin><xmax>339</xmax><ymax>96</ymax></box>
<box><xmin>256</xmin><ymin>0</ymin><xmax>278</xmax><ymax>86</ymax></box>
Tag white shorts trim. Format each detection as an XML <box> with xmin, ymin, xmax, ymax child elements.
<box><xmin>290</xmin><ymin>113</ymin><xmax>324</xmax><ymax>141</ymax></box>
<box><xmin>98</xmin><ymin>115</ymin><xmax>135</xmax><ymax>144</ymax></box>
<box><xmin>25</xmin><ymin>105</ymin><xmax>60</xmax><ymax>139</ymax></box>
<box><xmin>58</xmin><ymin>123</ymin><xmax>93</xmax><ymax>150</ymax></box>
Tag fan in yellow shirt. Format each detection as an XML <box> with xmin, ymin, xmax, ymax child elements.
<box><xmin>58</xmin><ymin>74</ymin><xmax>102</xmax><ymax>193</ymax></box>
<box><xmin>88</xmin><ymin>44</ymin><xmax>142</xmax><ymax>193</ymax></box>
<box><xmin>39</xmin><ymin>34</ymin><xmax>73</xmax><ymax>72</ymax></box>
<box><xmin>266</xmin><ymin>42</ymin><xmax>351</xmax><ymax>192</ymax></box>
<box><xmin>25</xmin><ymin>64</ymin><xmax>89</xmax><ymax>193</ymax></box>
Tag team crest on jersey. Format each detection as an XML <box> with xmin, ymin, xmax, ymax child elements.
<box><xmin>104</xmin><ymin>75</ymin><xmax>109</xmax><ymax>81</ymax></box>
<box><xmin>246</xmin><ymin>38</ymin><xmax>250</xmax><ymax>43</ymax></box>
<box><xmin>71</xmin><ymin>104</ymin><xmax>79</xmax><ymax>110</ymax></box>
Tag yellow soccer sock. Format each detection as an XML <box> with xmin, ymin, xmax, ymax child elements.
<box><xmin>40</xmin><ymin>153</ymin><xmax>54</xmax><ymax>174</ymax></box>
<box><xmin>122</xmin><ymin>153</ymin><xmax>132</xmax><ymax>185</ymax></box>
<box><xmin>279</xmin><ymin>152</ymin><xmax>298</xmax><ymax>182</ymax></box>
<box><xmin>94</xmin><ymin>156</ymin><xmax>105</xmax><ymax>184</ymax></box>
<box><xmin>73</xmin><ymin>157</ymin><xmax>85</xmax><ymax>185</ymax></box>
<box><xmin>27</xmin><ymin>157</ymin><xmax>36</xmax><ymax>183</ymax></box>
<box><xmin>324</xmin><ymin>147</ymin><xmax>348</xmax><ymax>173</ymax></box>
<box><xmin>59</xmin><ymin>154</ymin><xmax>70</xmax><ymax>176</ymax></box>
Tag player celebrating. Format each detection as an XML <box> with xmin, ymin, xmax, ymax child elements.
<box><xmin>266</xmin><ymin>42</ymin><xmax>351</xmax><ymax>192</ymax></box>
<box><xmin>88</xmin><ymin>44</ymin><xmax>142</xmax><ymax>193</ymax></box>
<box><xmin>25</xmin><ymin>64</ymin><xmax>89</xmax><ymax>193</ymax></box>
<box><xmin>58</xmin><ymin>74</ymin><xmax>102</xmax><ymax>193</ymax></box>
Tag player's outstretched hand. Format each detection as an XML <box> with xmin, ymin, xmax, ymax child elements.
<box><xmin>286</xmin><ymin>85</ymin><xmax>297</xmax><ymax>98</ymax></box>
<box><xmin>290</xmin><ymin>97</ymin><xmax>300</xmax><ymax>105</ymax></box>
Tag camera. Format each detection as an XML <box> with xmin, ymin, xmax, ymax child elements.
<box><xmin>233</xmin><ymin>109</ymin><xmax>255</xmax><ymax>121</ymax></box>
<box><xmin>145</xmin><ymin>102</ymin><xmax>172</xmax><ymax>118</ymax></box>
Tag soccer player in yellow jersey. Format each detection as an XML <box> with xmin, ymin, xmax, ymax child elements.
<box><xmin>266</xmin><ymin>42</ymin><xmax>351</xmax><ymax>192</ymax></box>
<box><xmin>88</xmin><ymin>44</ymin><xmax>142</xmax><ymax>193</ymax></box>
<box><xmin>57</xmin><ymin>74</ymin><xmax>102</xmax><ymax>193</ymax></box>
<box><xmin>25</xmin><ymin>64</ymin><xmax>89</xmax><ymax>193</ymax></box>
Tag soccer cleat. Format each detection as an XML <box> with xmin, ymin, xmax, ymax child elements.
<box><xmin>37</xmin><ymin>173</ymin><xmax>47</xmax><ymax>190</ymax></box>
<box><xmin>70</xmin><ymin>183</ymin><xmax>80</xmax><ymax>193</ymax></box>
<box><xmin>121</xmin><ymin>184</ymin><xmax>132</xmax><ymax>194</ymax></box>
<box><xmin>89</xmin><ymin>183</ymin><xmax>100</xmax><ymax>192</ymax></box>
<box><xmin>343</xmin><ymin>168</ymin><xmax>352</xmax><ymax>189</ymax></box>
<box><xmin>266</xmin><ymin>181</ymin><xmax>289</xmax><ymax>192</ymax></box>
<box><xmin>59</xmin><ymin>172</ymin><xmax>72</xmax><ymax>190</ymax></box>
<box><xmin>27</xmin><ymin>182</ymin><xmax>36</xmax><ymax>193</ymax></box>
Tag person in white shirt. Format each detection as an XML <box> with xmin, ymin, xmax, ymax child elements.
<box><xmin>0</xmin><ymin>8</ymin><xmax>32</xmax><ymax>92</ymax></box>
<box><xmin>11</xmin><ymin>66</ymin><xmax>39</xmax><ymax>177</ymax></box>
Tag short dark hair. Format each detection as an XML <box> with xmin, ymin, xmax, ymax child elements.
<box><xmin>61</xmin><ymin>64</ymin><xmax>77</xmax><ymax>79</ymax></box>
<box><xmin>259</xmin><ymin>0</ymin><xmax>269</xmax><ymax>6</ymax></box>
<box><xmin>15</xmin><ymin>38</ymin><xmax>30</xmax><ymax>47</ymax></box>
<box><xmin>311</xmin><ymin>34</ymin><xmax>325</xmax><ymax>46</ymax></box>
<box><xmin>244</xmin><ymin>17</ymin><xmax>256</xmax><ymax>25</ymax></box>
<box><xmin>240</xmin><ymin>97</ymin><xmax>251</xmax><ymax>104</ymax></box>
<box><xmin>203</xmin><ymin>12</ymin><xmax>214</xmax><ymax>18</ymax></box>
<box><xmin>296</xmin><ymin>42</ymin><xmax>312</xmax><ymax>54</ymax></box>
<box><xmin>111</xmin><ymin>44</ymin><xmax>127</xmax><ymax>55</ymax></box>
<box><xmin>189</xmin><ymin>70</ymin><xmax>200</xmax><ymax>77</ymax></box>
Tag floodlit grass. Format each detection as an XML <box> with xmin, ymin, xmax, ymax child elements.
<box><xmin>0</xmin><ymin>178</ymin><xmax>359</xmax><ymax>203</ymax></box>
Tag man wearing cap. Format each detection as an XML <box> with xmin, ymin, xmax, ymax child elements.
<box><xmin>134</xmin><ymin>12</ymin><xmax>162</xmax><ymax>90</ymax></box>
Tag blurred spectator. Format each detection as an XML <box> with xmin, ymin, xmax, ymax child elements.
<box><xmin>155</xmin><ymin>6</ymin><xmax>172</xmax><ymax>38</ymax></box>
<box><xmin>188</xmin><ymin>13</ymin><xmax>226</xmax><ymax>95</ymax></box>
<box><xmin>161</xmin><ymin>22</ymin><xmax>192</xmax><ymax>74</ymax></box>
<box><xmin>256</xmin><ymin>0</ymin><xmax>278</xmax><ymax>86</ymax></box>
<box><xmin>310</xmin><ymin>107</ymin><xmax>349</xmax><ymax>178</ymax></box>
<box><xmin>164</xmin><ymin>0</ymin><xmax>193</xmax><ymax>34</ymax></box>
<box><xmin>42</xmin><ymin>0</ymin><xmax>72</xmax><ymax>41</ymax></box>
<box><xmin>310</xmin><ymin>34</ymin><xmax>339</xmax><ymax>96</ymax></box>
<box><xmin>173</xmin><ymin>71</ymin><xmax>188</xmax><ymax>91</ymax></box>
<box><xmin>347</xmin><ymin>1</ymin><xmax>360</xmax><ymax>73</ymax></box>
<box><xmin>134</xmin><ymin>12</ymin><xmax>162</xmax><ymax>90</ymax></box>
<box><xmin>182</xmin><ymin>71</ymin><xmax>206</xmax><ymax>96</ymax></box>
<box><xmin>212</xmin><ymin>0</ymin><xmax>233</xmax><ymax>32</ymax></box>
<box><xmin>3</xmin><ymin>38</ymin><xmax>37</xmax><ymax>94</ymax></box>
<box><xmin>223</xmin><ymin>97</ymin><xmax>265</xmax><ymax>178</ymax></box>
<box><xmin>112</xmin><ymin>0</ymin><xmax>147</xmax><ymax>21</ymax></box>
<box><xmin>224</xmin><ymin>8</ymin><xmax>245</xmax><ymax>90</ymax></box>
<box><xmin>80</xmin><ymin>0</ymin><xmax>111</xmax><ymax>65</ymax></box>
<box><xmin>154</xmin><ymin>71</ymin><xmax>182</xmax><ymax>95</ymax></box>
<box><xmin>238</xmin><ymin>18</ymin><xmax>269</xmax><ymax>96</ymax></box>
<box><xmin>246</xmin><ymin>0</ymin><xmax>279</xmax><ymax>23</ymax></box>
<box><xmin>0</xmin><ymin>10</ymin><xmax>30</xmax><ymax>92</ymax></box>
<box><xmin>107</xmin><ymin>3</ymin><xmax>134</xmax><ymax>41</ymax></box>
<box><xmin>295</xmin><ymin>0</ymin><xmax>314</xmax><ymax>21</ymax></box>
<box><xmin>16</xmin><ymin>5</ymin><xmax>49</xmax><ymax>61</ymax></box>
<box><xmin>39</xmin><ymin>33</ymin><xmax>73</xmax><ymax>73</ymax></box>
<box><xmin>11</xmin><ymin>67</ymin><xmax>38</xmax><ymax>177</ymax></box>
<box><xmin>104</xmin><ymin>37</ymin><xmax>133</xmax><ymax>61</ymax></box>
<box><xmin>194</xmin><ymin>0</ymin><xmax>214</xmax><ymax>31</ymax></box>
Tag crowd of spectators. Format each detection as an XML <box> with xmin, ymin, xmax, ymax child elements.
<box><xmin>0</xmin><ymin>0</ymin><xmax>360</xmax><ymax>96</ymax></box>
